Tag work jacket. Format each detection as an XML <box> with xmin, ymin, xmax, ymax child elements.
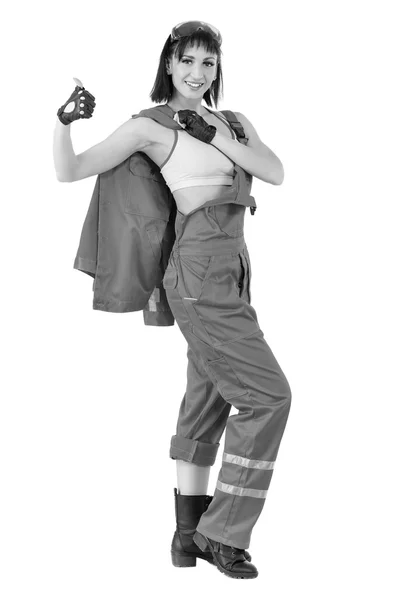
<box><xmin>73</xmin><ymin>103</ymin><xmax>257</xmax><ymax>326</ymax></box>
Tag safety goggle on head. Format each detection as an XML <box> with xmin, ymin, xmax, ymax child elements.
<box><xmin>170</xmin><ymin>21</ymin><xmax>222</xmax><ymax>46</ymax></box>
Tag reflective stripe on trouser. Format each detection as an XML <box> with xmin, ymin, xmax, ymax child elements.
<box><xmin>163</xmin><ymin>203</ymin><xmax>292</xmax><ymax>550</ymax></box>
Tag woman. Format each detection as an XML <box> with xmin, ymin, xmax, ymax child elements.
<box><xmin>54</xmin><ymin>21</ymin><xmax>292</xmax><ymax>580</ymax></box>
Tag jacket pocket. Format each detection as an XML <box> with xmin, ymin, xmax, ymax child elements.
<box><xmin>146</xmin><ymin>225</ymin><xmax>164</xmax><ymax>271</ymax></box>
<box><xmin>129</xmin><ymin>152</ymin><xmax>165</xmax><ymax>183</ymax></box>
<box><xmin>125</xmin><ymin>153</ymin><xmax>171</xmax><ymax>221</ymax></box>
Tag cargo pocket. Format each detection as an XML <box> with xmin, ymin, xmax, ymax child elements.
<box><xmin>203</xmin><ymin>355</ymin><xmax>249</xmax><ymax>401</ymax></box>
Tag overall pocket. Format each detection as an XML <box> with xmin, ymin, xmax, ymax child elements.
<box><xmin>232</xmin><ymin>253</ymin><xmax>246</xmax><ymax>300</ymax></box>
<box><xmin>230</xmin><ymin>250</ymin><xmax>253</xmax><ymax>304</ymax></box>
<box><xmin>179</xmin><ymin>255</ymin><xmax>214</xmax><ymax>303</ymax></box>
<box><xmin>243</xmin><ymin>246</ymin><xmax>253</xmax><ymax>304</ymax></box>
<box><xmin>185</xmin><ymin>254</ymin><xmax>260</xmax><ymax>347</ymax></box>
<box><xmin>212</xmin><ymin>204</ymin><xmax>245</xmax><ymax>238</ymax></box>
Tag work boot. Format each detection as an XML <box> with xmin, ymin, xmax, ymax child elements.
<box><xmin>171</xmin><ymin>488</ymin><xmax>252</xmax><ymax>567</ymax></box>
<box><xmin>193</xmin><ymin>530</ymin><xmax>258</xmax><ymax>579</ymax></box>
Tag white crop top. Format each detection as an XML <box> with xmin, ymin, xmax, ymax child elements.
<box><xmin>160</xmin><ymin>111</ymin><xmax>238</xmax><ymax>193</ymax></box>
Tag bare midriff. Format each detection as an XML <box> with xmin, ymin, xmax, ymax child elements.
<box><xmin>142</xmin><ymin>108</ymin><xmax>235</xmax><ymax>216</ymax></box>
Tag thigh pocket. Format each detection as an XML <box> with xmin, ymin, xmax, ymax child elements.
<box><xmin>204</xmin><ymin>356</ymin><xmax>249</xmax><ymax>401</ymax></box>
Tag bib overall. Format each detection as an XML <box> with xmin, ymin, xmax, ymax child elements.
<box><xmin>162</xmin><ymin>162</ymin><xmax>292</xmax><ymax>550</ymax></box>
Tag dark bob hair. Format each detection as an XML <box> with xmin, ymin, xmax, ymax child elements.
<box><xmin>150</xmin><ymin>27</ymin><xmax>224</xmax><ymax>109</ymax></box>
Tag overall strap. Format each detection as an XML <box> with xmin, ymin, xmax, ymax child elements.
<box><xmin>219</xmin><ymin>110</ymin><xmax>249</xmax><ymax>145</ymax></box>
<box><xmin>219</xmin><ymin>110</ymin><xmax>256</xmax><ymax>216</ymax></box>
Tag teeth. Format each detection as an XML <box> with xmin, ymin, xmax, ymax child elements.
<box><xmin>186</xmin><ymin>81</ymin><xmax>203</xmax><ymax>88</ymax></box>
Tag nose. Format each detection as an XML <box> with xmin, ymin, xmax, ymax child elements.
<box><xmin>191</xmin><ymin>66</ymin><xmax>204</xmax><ymax>80</ymax></box>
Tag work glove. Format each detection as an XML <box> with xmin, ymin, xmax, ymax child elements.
<box><xmin>175</xmin><ymin>109</ymin><xmax>217</xmax><ymax>143</ymax></box>
<box><xmin>57</xmin><ymin>77</ymin><xmax>96</xmax><ymax>125</ymax></box>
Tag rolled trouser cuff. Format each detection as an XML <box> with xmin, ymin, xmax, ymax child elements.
<box><xmin>170</xmin><ymin>435</ymin><xmax>219</xmax><ymax>466</ymax></box>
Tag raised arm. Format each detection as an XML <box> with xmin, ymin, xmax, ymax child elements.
<box><xmin>53</xmin><ymin>116</ymin><xmax>150</xmax><ymax>182</ymax></box>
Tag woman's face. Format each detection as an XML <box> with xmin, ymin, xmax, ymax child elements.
<box><xmin>168</xmin><ymin>43</ymin><xmax>218</xmax><ymax>98</ymax></box>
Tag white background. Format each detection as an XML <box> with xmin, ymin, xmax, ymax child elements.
<box><xmin>1</xmin><ymin>0</ymin><xmax>399</xmax><ymax>597</ymax></box>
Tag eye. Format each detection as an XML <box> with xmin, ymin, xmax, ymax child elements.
<box><xmin>182</xmin><ymin>59</ymin><xmax>215</xmax><ymax>67</ymax></box>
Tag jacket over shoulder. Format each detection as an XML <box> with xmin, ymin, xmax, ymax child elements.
<box><xmin>73</xmin><ymin>104</ymin><xmax>255</xmax><ymax>327</ymax></box>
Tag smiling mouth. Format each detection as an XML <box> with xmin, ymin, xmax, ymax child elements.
<box><xmin>185</xmin><ymin>81</ymin><xmax>204</xmax><ymax>88</ymax></box>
